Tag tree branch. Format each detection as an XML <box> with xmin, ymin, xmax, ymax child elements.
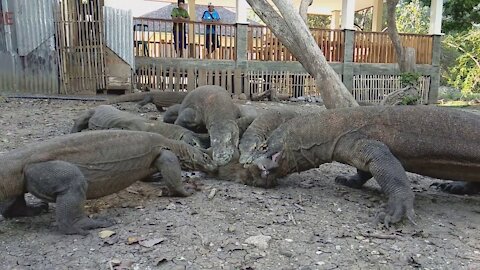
<box><xmin>386</xmin><ymin>0</ymin><xmax>407</xmax><ymax>72</ymax></box>
<box><xmin>299</xmin><ymin>0</ymin><xmax>313</xmax><ymax>24</ymax></box>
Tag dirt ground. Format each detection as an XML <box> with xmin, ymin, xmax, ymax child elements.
<box><xmin>0</xmin><ymin>97</ymin><xmax>479</xmax><ymax>270</ymax></box>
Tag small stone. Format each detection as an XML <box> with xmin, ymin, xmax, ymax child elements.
<box><xmin>166</xmin><ymin>203</ymin><xmax>176</xmax><ymax>210</ymax></box>
<box><xmin>285</xmin><ymin>239</ymin><xmax>293</xmax><ymax>242</ymax></box>
<box><xmin>245</xmin><ymin>235</ymin><xmax>272</xmax><ymax>250</ymax></box>
<box><xmin>335</xmin><ymin>245</ymin><xmax>341</xmax><ymax>250</ymax></box>
<box><xmin>316</xmin><ymin>261</ymin><xmax>325</xmax><ymax>266</ymax></box>
<box><xmin>208</xmin><ymin>188</ymin><xmax>217</xmax><ymax>200</ymax></box>
<box><xmin>316</xmin><ymin>251</ymin><xmax>322</xmax><ymax>255</ymax></box>
<box><xmin>355</xmin><ymin>236</ymin><xmax>365</xmax><ymax>240</ymax></box>
<box><xmin>238</xmin><ymin>93</ymin><xmax>247</xmax><ymax>100</ymax></box>
<box><xmin>227</xmin><ymin>226</ymin><xmax>236</xmax><ymax>233</ymax></box>
<box><xmin>111</xmin><ymin>259</ymin><xmax>121</xmax><ymax>266</ymax></box>
<box><xmin>371</xmin><ymin>250</ymin><xmax>380</xmax><ymax>255</ymax></box>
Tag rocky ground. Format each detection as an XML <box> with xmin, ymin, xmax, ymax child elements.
<box><xmin>0</xmin><ymin>97</ymin><xmax>479</xmax><ymax>270</ymax></box>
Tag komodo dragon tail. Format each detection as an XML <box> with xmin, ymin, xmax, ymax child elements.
<box><xmin>106</xmin><ymin>92</ymin><xmax>149</xmax><ymax>104</ymax></box>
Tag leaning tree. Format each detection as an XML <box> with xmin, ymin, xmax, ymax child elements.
<box><xmin>245</xmin><ymin>0</ymin><xmax>359</xmax><ymax>109</ymax></box>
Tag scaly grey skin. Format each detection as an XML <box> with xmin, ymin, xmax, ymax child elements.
<box><xmin>107</xmin><ymin>90</ymin><xmax>188</xmax><ymax>111</ymax></box>
<box><xmin>252</xmin><ymin>106</ymin><xmax>480</xmax><ymax>226</ymax></box>
<box><xmin>174</xmin><ymin>85</ymin><xmax>242</xmax><ymax>166</ymax></box>
<box><xmin>0</xmin><ymin>130</ymin><xmax>217</xmax><ymax>235</ymax></box>
<box><xmin>71</xmin><ymin>105</ymin><xmax>210</xmax><ymax>149</ymax></box>
<box><xmin>239</xmin><ymin>108</ymin><xmax>299</xmax><ymax>164</ymax></box>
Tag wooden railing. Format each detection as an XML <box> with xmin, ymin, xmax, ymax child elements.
<box><xmin>354</xmin><ymin>32</ymin><xmax>433</xmax><ymax>64</ymax></box>
<box><xmin>132</xmin><ymin>18</ymin><xmax>434</xmax><ymax>65</ymax></box>
<box><xmin>133</xmin><ymin>18</ymin><xmax>236</xmax><ymax>60</ymax></box>
<box><xmin>247</xmin><ymin>26</ymin><xmax>344</xmax><ymax>62</ymax></box>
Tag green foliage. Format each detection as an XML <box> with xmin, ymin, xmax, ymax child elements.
<box><xmin>400</xmin><ymin>94</ymin><xmax>420</xmax><ymax>105</ymax></box>
<box><xmin>403</xmin><ymin>0</ymin><xmax>480</xmax><ymax>34</ymax></box>
<box><xmin>307</xmin><ymin>14</ymin><xmax>330</xmax><ymax>29</ymax></box>
<box><xmin>395</xmin><ymin>0</ymin><xmax>430</xmax><ymax>34</ymax></box>
<box><xmin>354</xmin><ymin>7</ymin><xmax>373</xmax><ymax>31</ymax></box>
<box><xmin>442</xmin><ymin>29</ymin><xmax>480</xmax><ymax>93</ymax></box>
<box><xmin>443</xmin><ymin>0</ymin><xmax>480</xmax><ymax>34</ymax></box>
<box><xmin>400</xmin><ymin>72</ymin><xmax>421</xmax><ymax>87</ymax></box>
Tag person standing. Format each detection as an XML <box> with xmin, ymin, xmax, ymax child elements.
<box><xmin>171</xmin><ymin>0</ymin><xmax>190</xmax><ymax>57</ymax></box>
<box><xmin>202</xmin><ymin>3</ymin><xmax>221</xmax><ymax>57</ymax></box>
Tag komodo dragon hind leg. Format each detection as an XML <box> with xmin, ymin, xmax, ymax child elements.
<box><xmin>155</xmin><ymin>150</ymin><xmax>192</xmax><ymax>197</ymax></box>
<box><xmin>335</xmin><ymin>169</ymin><xmax>373</xmax><ymax>189</ymax></box>
<box><xmin>24</xmin><ymin>160</ymin><xmax>114</xmax><ymax>235</ymax></box>
<box><xmin>71</xmin><ymin>109</ymin><xmax>95</xmax><ymax>133</ymax></box>
<box><xmin>335</xmin><ymin>137</ymin><xmax>416</xmax><ymax>227</ymax></box>
<box><xmin>1</xmin><ymin>195</ymin><xmax>49</xmax><ymax>218</ymax></box>
<box><xmin>431</xmin><ymin>181</ymin><xmax>480</xmax><ymax>195</ymax></box>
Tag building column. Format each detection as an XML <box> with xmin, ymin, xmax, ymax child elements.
<box><xmin>341</xmin><ymin>0</ymin><xmax>355</xmax><ymax>30</ymax></box>
<box><xmin>187</xmin><ymin>0</ymin><xmax>196</xmax><ymax>57</ymax></box>
<box><xmin>330</xmin><ymin>10</ymin><xmax>340</xmax><ymax>29</ymax></box>
<box><xmin>236</xmin><ymin>0</ymin><xmax>248</xmax><ymax>23</ymax></box>
<box><xmin>372</xmin><ymin>0</ymin><xmax>383</xmax><ymax>32</ymax></box>
<box><xmin>429</xmin><ymin>0</ymin><xmax>443</xmax><ymax>34</ymax></box>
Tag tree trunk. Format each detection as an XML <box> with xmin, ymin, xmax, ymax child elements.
<box><xmin>299</xmin><ymin>0</ymin><xmax>313</xmax><ymax>24</ymax></box>
<box><xmin>386</xmin><ymin>0</ymin><xmax>408</xmax><ymax>72</ymax></box>
<box><xmin>245</xmin><ymin>0</ymin><xmax>358</xmax><ymax>109</ymax></box>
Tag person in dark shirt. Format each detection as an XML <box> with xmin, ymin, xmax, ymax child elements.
<box><xmin>202</xmin><ymin>3</ymin><xmax>221</xmax><ymax>56</ymax></box>
<box><xmin>171</xmin><ymin>0</ymin><xmax>190</xmax><ymax>57</ymax></box>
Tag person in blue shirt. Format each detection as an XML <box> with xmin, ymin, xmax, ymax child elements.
<box><xmin>202</xmin><ymin>3</ymin><xmax>221</xmax><ymax>55</ymax></box>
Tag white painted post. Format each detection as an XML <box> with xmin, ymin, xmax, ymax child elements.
<box><xmin>429</xmin><ymin>0</ymin><xmax>443</xmax><ymax>34</ymax></box>
<box><xmin>341</xmin><ymin>0</ymin><xmax>355</xmax><ymax>30</ymax></box>
<box><xmin>330</xmin><ymin>10</ymin><xmax>341</xmax><ymax>29</ymax></box>
<box><xmin>372</xmin><ymin>0</ymin><xmax>384</xmax><ymax>32</ymax></box>
<box><xmin>236</xmin><ymin>0</ymin><xmax>248</xmax><ymax>24</ymax></box>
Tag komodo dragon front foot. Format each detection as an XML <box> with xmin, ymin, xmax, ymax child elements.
<box><xmin>336</xmin><ymin>137</ymin><xmax>416</xmax><ymax>227</ymax></box>
<box><xmin>431</xmin><ymin>181</ymin><xmax>480</xmax><ymax>195</ymax></box>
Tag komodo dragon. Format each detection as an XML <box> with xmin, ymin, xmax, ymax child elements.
<box><xmin>251</xmin><ymin>106</ymin><xmax>480</xmax><ymax>226</ymax></box>
<box><xmin>239</xmin><ymin>108</ymin><xmax>300</xmax><ymax>164</ymax></box>
<box><xmin>0</xmin><ymin>130</ymin><xmax>217</xmax><ymax>235</ymax></box>
<box><xmin>71</xmin><ymin>105</ymin><xmax>210</xmax><ymax>148</ymax></box>
<box><xmin>107</xmin><ymin>90</ymin><xmax>188</xmax><ymax>111</ymax></box>
<box><xmin>174</xmin><ymin>85</ymin><xmax>242</xmax><ymax>166</ymax></box>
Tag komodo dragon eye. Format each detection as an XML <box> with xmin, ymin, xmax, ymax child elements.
<box><xmin>258</xmin><ymin>143</ymin><xmax>268</xmax><ymax>151</ymax></box>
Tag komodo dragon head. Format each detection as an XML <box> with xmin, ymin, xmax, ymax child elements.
<box><xmin>248</xmin><ymin>125</ymin><xmax>289</xmax><ymax>187</ymax></box>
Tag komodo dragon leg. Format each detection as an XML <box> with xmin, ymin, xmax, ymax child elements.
<box><xmin>70</xmin><ymin>109</ymin><xmax>95</xmax><ymax>133</ymax></box>
<box><xmin>431</xmin><ymin>181</ymin><xmax>480</xmax><ymax>195</ymax></box>
<box><xmin>23</xmin><ymin>160</ymin><xmax>114</xmax><ymax>235</ymax></box>
<box><xmin>155</xmin><ymin>150</ymin><xmax>192</xmax><ymax>197</ymax></box>
<box><xmin>334</xmin><ymin>137</ymin><xmax>415</xmax><ymax>227</ymax></box>
<box><xmin>136</xmin><ymin>94</ymin><xmax>153</xmax><ymax>108</ymax></box>
<box><xmin>163</xmin><ymin>104</ymin><xmax>181</xmax><ymax>123</ymax></box>
<box><xmin>335</xmin><ymin>169</ymin><xmax>373</xmax><ymax>189</ymax></box>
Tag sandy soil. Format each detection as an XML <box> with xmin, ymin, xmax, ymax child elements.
<box><xmin>0</xmin><ymin>97</ymin><xmax>479</xmax><ymax>270</ymax></box>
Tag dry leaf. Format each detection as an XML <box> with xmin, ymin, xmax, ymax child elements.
<box><xmin>99</xmin><ymin>230</ymin><xmax>116</xmax><ymax>239</ymax></box>
<box><xmin>127</xmin><ymin>237</ymin><xmax>139</xmax><ymax>245</ymax></box>
<box><xmin>139</xmin><ymin>238</ymin><xmax>166</xmax><ymax>248</ymax></box>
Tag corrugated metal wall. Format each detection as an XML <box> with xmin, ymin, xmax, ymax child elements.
<box><xmin>0</xmin><ymin>0</ymin><xmax>58</xmax><ymax>94</ymax></box>
<box><xmin>104</xmin><ymin>6</ymin><xmax>134</xmax><ymax>68</ymax></box>
<box><xmin>13</xmin><ymin>0</ymin><xmax>56</xmax><ymax>56</ymax></box>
